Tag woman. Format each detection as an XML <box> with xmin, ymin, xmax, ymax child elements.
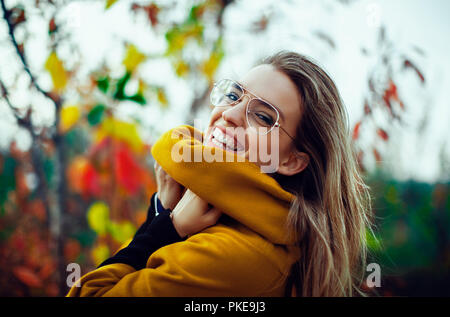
<box><xmin>67</xmin><ymin>51</ymin><xmax>373</xmax><ymax>297</ymax></box>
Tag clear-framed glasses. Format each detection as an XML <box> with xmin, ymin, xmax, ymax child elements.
<box><xmin>210</xmin><ymin>78</ymin><xmax>295</xmax><ymax>140</ymax></box>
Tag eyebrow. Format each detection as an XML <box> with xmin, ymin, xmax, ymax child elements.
<box><xmin>236</xmin><ymin>80</ymin><xmax>286</xmax><ymax>122</ymax></box>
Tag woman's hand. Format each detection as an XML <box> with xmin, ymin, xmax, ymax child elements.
<box><xmin>171</xmin><ymin>189</ymin><xmax>222</xmax><ymax>238</ymax></box>
<box><xmin>154</xmin><ymin>162</ymin><xmax>185</xmax><ymax>211</ymax></box>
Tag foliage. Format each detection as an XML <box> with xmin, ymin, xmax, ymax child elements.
<box><xmin>364</xmin><ymin>170</ymin><xmax>450</xmax><ymax>296</ymax></box>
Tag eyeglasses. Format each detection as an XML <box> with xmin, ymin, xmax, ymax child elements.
<box><xmin>210</xmin><ymin>79</ymin><xmax>296</xmax><ymax>140</ymax></box>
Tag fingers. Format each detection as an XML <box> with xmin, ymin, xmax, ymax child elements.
<box><xmin>202</xmin><ymin>207</ymin><xmax>222</xmax><ymax>227</ymax></box>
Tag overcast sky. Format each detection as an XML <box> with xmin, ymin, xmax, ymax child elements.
<box><xmin>0</xmin><ymin>0</ymin><xmax>449</xmax><ymax>183</ymax></box>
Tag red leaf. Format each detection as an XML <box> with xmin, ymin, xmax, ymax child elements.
<box><xmin>114</xmin><ymin>144</ymin><xmax>143</xmax><ymax>195</ymax></box>
<box><xmin>13</xmin><ymin>266</ymin><xmax>43</xmax><ymax>288</ymax></box>
<box><xmin>373</xmin><ymin>148</ymin><xmax>382</xmax><ymax>163</ymax></box>
<box><xmin>39</xmin><ymin>260</ymin><xmax>55</xmax><ymax>280</ymax></box>
<box><xmin>81</xmin><ymin>163</ymin><xmax>101</xmax><ymax>197</ymax></box>
<box><xmin>364</xmin><ymin>100</ymin><xmax>371</xmax><ymax>115</ymax></box>
<box><xmin>64</xmin><ymin>239</ymin><xmax>81</xmax><ymax>262</ymax></box>
<box><xmin>352</xmin><ymin>121</ymin><xmax>362</xmax><ymax>140</ymax></box>
<box><xmin>49</xmin><ymin>17</ymin><xmax>57</xmax><ymax>34</ymax></box>
<box><xmin>377</xmin><ymin>128</ymin><xmax>389</xmax><ymax>141</ymax></box>
<box><xmin>404</xmin><ymin>59</ymin><xmax>425</xmax><ymax>83</ymax></box>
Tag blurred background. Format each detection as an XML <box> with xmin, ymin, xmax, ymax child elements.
<box><xmin>0</xmin><ymin>0</ymin><xmax>449</xmax><ymax>297</ymax></box>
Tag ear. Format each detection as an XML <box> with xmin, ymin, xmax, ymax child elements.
<box><xmin>277</xmin><ymin>151</ymin><xmax>309</xmax><ymax>176</ymax></box>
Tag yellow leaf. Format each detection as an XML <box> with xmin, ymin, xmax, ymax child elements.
<box><xmin>108</xmin><ymin>221</ymin><xmax>137</xmax><ymax>244</ymax></box>
<box><xmin>87</xmin><ymin>201</ymin><xmax>110</xmax><ymax>235</ymax></box>
<box><xmin>123</xmin><ymin>44</ymin><xmax>147</xmax><ymax>72</ymax></box>
<box><xmin>45</xmin><ymin>51</ymin><xmax>67</xmax><ymax>92</ymax></box>
<box><xmin>60</xmin><ymin>105</ymin><xmax>80</xmax><ymax>132</ymax></box>
<box><xmin>91</xmin><ymin>243</ymin><xmax>110</xmax><ymax>267</ymax></box>
<box><xmin>157</xmin><ymin>88</ymin><xmax>168</xmax><ymax>108</ymax></box>
<box><xmin>174</xmin><ymin>59</ymin><xmax>190</xmax><ymax>77</ymax></box>
<box><xmin>200</xmin><ymin>50</ymin><xmax>223</xmax><ymax>83</ymax></box>
<box><xmin>105</xmin><ymin>0</ymin><xmax>118</xmax><ymax>9</ymax></box>
<box><xmin>96</xmin><ymin>117</ymin><xmax>144</xmax><ymax>153</ymax></box>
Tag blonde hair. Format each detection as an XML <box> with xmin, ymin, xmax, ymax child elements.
<box><xmin>260</xmin><ymin>51</ymin><xmax>374</xmax><ymax>296</ymax></box>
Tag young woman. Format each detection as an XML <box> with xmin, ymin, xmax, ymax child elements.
<box><xmin>67</xmin><ymin>51</ymin><xmax>373</xmax><ymax>297</ymax></box>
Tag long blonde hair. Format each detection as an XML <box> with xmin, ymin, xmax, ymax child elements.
<box><xmin>260</xmin><ymin>51</ymin><xmax>373</xmax><ymax>296</ymax></box>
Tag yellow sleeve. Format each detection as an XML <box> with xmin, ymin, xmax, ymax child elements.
<box><xmin>66</xmin><ymin>230</ymin><xmax>285</xmax><ymax>297</ymax></box>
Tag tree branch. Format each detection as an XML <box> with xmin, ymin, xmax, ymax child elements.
<box><xmin>0</xmin><ymin>0</ymin><xmax>62</xmax><ymax>111</ymax></box>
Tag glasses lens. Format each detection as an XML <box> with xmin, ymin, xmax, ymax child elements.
<box><xmin>211</xmin><ymin>79</ymin><xmax>243</xmax><ymax>106</ymax></box>
<box><xmin>247</xmin><ymin>99</ymin><xmax>279</xmax><ymax>131</ymax></box>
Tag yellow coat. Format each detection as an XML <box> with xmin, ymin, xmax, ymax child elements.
<box><xmin>67</xmin><ymin>125</ymin><xmax>300</xmax><ymax>297</ymax></box>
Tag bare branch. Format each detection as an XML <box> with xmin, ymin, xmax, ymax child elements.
<box><xmin>0</xmin><ymin>0</ymin><xmax>62</xmax><ymax>111</ymax></box>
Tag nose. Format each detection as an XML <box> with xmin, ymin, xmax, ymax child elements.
<box><xmin>221</xmin><ymin>95</ymin><xmax>250</xmax><ymax>127</ymax></box>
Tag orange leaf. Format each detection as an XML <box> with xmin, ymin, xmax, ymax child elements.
<box><xmin>13</xmin><ymin>266</ymin><xmax>43</xmax><ymax>288</ymax></box>
<box><xmin>352</xmin><ymin>121</ymin><xmax>362</xmax><ymax>140</ymax></box>
<box><xmin>39</xmin><ymin>260</ymin><xmax>55</xmax><ymax>280</ymax></box>
<box><xmin>373</xmin><ymin>148</ymin><xmax>382</xmax><ymax>163</ymax></box>
<box><xmin>64</xmin><ymin>239</ymin><xmax>81</xmax><ymax>262</ymax></box>
<box><xmin>28</xmin><ymin>200</ymin><xmax>47</xmax><ymax>222</ymax></box>
<box><xmin>377</xmin><ymin>128</ymin><xmax>389</xmax><ymax>141</ymax></box>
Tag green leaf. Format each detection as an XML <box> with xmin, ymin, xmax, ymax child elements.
<box><xmin>113</xmin><ymin>72</ymin><xmax>131</xmax><ymax>100</ymax></box>
<box><xmin>87</xmin><ymin>104</ymin><xmax>106</xmax><ymax>126</ymax></box>
<box><xmin>96</xmin><ymin>76</ymin><xmax>110</xmax><ymax>94</ymax></box>
<box><xmin>43</xmin><ymin>157</ymin><xmax>54</xmax><ymax>186</ymax></box>
<box><xmin>0</xmin><ymin>156</ymin><xmax>16</xmax><ymax>205</ymax></box>
<box><xmin>72</xmin><ymin>229</ymin><xmax>97</xmax><ymax>247</ymax></box>
<box><xmin>127</xmin><ymin>93</ymin><xmax>146</xmax><ymax>105</ymax></box>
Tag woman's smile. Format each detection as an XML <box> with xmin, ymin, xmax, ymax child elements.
<box><xmin>204</xmin><ymin>125</ymin><xmax>246</xmax><ymax>154</ymax></box>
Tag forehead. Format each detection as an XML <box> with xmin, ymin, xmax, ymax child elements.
<box><xmin>239</xmin><ymin>64</ymin><xmax>302</xmax><ymax>119</ymax></box>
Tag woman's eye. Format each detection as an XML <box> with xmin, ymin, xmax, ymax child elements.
<box><xmin>256</xmin><ymin>113</ymin><xmax>274</xmax><ymax>125</ymax></box>
<box><xmin>225</xmin><ymin>92</ymin><xmax>239</xmax><ymax>101</ymax></box>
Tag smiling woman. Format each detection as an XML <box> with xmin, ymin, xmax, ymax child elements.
<box><xmin>67</xmin><ymin>51</ymin><xmax>373</xmax><ymax>297</ymax></box>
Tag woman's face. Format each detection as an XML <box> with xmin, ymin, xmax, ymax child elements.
<box><xmin>204</xmin><ymin>64</ymin><xmax>309</xmax><ymax>176</ymax></box>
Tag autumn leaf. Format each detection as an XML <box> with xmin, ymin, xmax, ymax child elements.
<box><xmin>200</xmin><ymin>45</ymin><xmax>224</xmax><ymax>83</ymax></box>
<box><xmin>105</xmin><ymin>0</ymin><xmax>118</xmax><ymax>10</ymax></box>
<box><xmin>91</xmin><ymin>243</ymin><xmax>110</xmax><ymax>267</ymax></box>
<box><xmin>132</xmin><ymin>3</ymin><xmax>160</xmax><ymax>27</ymax></box>
<box><xmin>364</xmin><ymin>100</ymin><xmax>372</xmax><ymax>115</ymax></box>
<box><xmin>64</xmin><ymin>239</ymin><xmax>82</xmax><ymax>262</ymax></box>
<box><xmin>123</xmin><ymin>44</ymin><xmax>147</xmax><ymax>73</ymax></box>
<box><xmin>87</xmin><ymin>201</ymin><xmax>110</xmax><ymax>235</ymax></box>
<box><xmin>45</xmin><ymin>51</ymin><xmax>68</xmax><ymax>92</ymax></box>
<box><xmin>114</xmin><ymin>144</ymin><xmax>143</xmax><ymax>195</ymax></box>
<box><xmin>108</xmin><ymin>220</ymin><xmax>136</xmax><ymax>243</ymax></box>
<box><xmin>352</xmin><ymin>121</ymin><xmax>362</xmax><ymax>140</ymax></box>
<box><xmin>373</xmin><ymin>148</ymin><xmax>382</xmax><ymax>164</ymax></box>
<box><xmin>60</xmin><ymin>104</ymin><xmax>81</xmax><ymax>133</ymax></box>
<box><xmin>157</xmin><ymin>87</ymin><xmax>168</xmax><ymax>108</ymax></box>
<box><xmin>13</xmin><ymin>266</ymin><xmax>43</xmax><ymax>288</ymax></box>
<box><xmin>27</xmin><ymin>200</ymin><xmax>46</xmax><ymax>222</ymax></box>
<box><xmin>174</xmin><ymin>59</ymin><xmax>190</xmax><ymax>77</ymax></box>
<box><xmin>404</xmin><ymin>59</ymin><xmax>425</xmax><ymax>84</ymax></box>
<box><xmin>96</xmin><ymin>117</ymin><xmax>144</xmax><ymax>154</ymax></box>
<box><xmin>377</xmin><ymin>128</ymin><xmax>389</xmax><ymax>141</ymax></box>
<box><xmin>48</xmin><ymin>17</ymin><xmax>57</xmax><ymax>34</ymax></box>
<box><xmin>81</xmin><ymin>162</ymin><xmax>102</xmax><ymax>197</ymax></box>
<box><xmin>39</xmin><ymin>260</ymin><xmax>56</xmax><ymax>280</ymax></box>
<box><xmin>9</xmin><ymin>5</ymin><xmax>26</xmax><ymax>27</ymax></box>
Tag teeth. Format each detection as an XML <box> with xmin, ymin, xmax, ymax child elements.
<box><xmin>212</xmin><ymin>128</ymin><xmax>239</xmax><ymax>151</ymax></box>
